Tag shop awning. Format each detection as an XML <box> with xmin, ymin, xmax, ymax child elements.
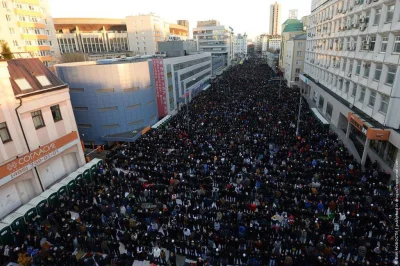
<box><xmin>311</xmin><ymin>108</ymin><xmax>329</xmax><ymax>125</ymax></box>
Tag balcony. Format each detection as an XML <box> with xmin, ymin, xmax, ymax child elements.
<box><xmin>14</xmin><ymin>8</ymin><xmax>42</xmax><ymax>18</ymax></box>
<box><xmin>25</xmin><ymin>45</ymin><xmax>51</xmax><ymax>52</ymax></box>
<box><xmin>21</xmin><ymin>34</ymin><xmax>48</xmax><ymax>40</ymax></box>
<box><xmin>18</xmin><ymin>21</ymin><xmax>45</xmax><ymax>29</ymax></box>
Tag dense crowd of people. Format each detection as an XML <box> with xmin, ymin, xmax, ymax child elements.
<box><xmin>0</xmin><ymin>58</ymin><xmax>397</xmax><ymax>266</ymax></box>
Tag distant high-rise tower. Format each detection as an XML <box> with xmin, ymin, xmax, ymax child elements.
<box><xmin>289</xmin><ymin>9</ymin><xmax>298</xmax><ymax>19</ymax></box>
<box><xmin>269</xmin><ymin>2</ymin><xmax>282</xmax><ymax>35</ymax></box>
<box><xmin>177</xmin><ymin>20</ymin><xmax>189</xmax><ymax>28</ymax></box>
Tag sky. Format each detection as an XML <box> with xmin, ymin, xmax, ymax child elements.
<box><xmin>48</xmin><ymin>0</ymin><xmax>312</xmax><ymax>41</ymax></box>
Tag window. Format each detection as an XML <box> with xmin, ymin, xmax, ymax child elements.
<box><xmin>386</xmin><ymin>5</ymin><xmax>395</xmax><ymax>23</ymax></box>
<box><xmin>342</xmin><ymin>59</ymin><xmax>347</xmax><ymax>71</ymax></box>
<box><xmin>295</xmin><ymin>68</ymin><xmax>300</xmax><ymax>74</ymax></box>
<box><xmin>12</xmin><ymin>40</ymin><xmax>18</xmax><ymax>47</ymax></box>
<box><xmin>356</xmin><ymin>61</ymin><xmax>361</xmax><ymax>75</ymax></box>
<box><xmin>5</xmin><ymin>14</ymin><xmax>11</xmax><ymax>21</ymax></box>
<box><xmin>295</xmin><ymin>77</ymin><xmax>299</xmax><ymax>81</ymax></box>
<box><xmin>364</xmin><ymin>64</ymin><xmax>370</xmax><ymax>78</ymax></box>
<box><xmin>296</xmin><ymin>60</ymin><xmax>302</xmax><ymax>65</ymax></box>
<box><xmin>297</xmin><ymin>51</ymin><xmax>302</xmax><ymax>56</ymax></box>
<box><xmin>77</xmin><ymin>124</ymin><xmax>92</xmax><ymax>128</ymax></box>
<box><xmin>36</xmin><ymin>75</ymin><xmax>51</xmax><ymax>86</ymax></box>
<box><xmin>379</xmin><ymin>94</ymin><xmax>389</xmax><ymax>114</ymax></box>
<box><xmin>326</xmin><ymin>102</ymin><xmax>333</xmax><ymax>120</ymax></box>
<box><xmin>369</xmin><ymin>91</ymin><xmax>377</xmax><ymax>107</ymax></box>
<box><xmin>31</xmin><ymin>110</ymin><xmax>45</xmax><ymax>129</ymax></box>
<box><xmin>298</xmin><ymin>42</ymin><xmax>303</xmax><ymax>48</ymax></box>
<box><xmin>374</xmin><ymin>65</ymin><xmax>382</xmax><ymax>81</ymax></box>
<box><xmin>2</xmin><ymin>1</ymin><xmax>7</xmax><ymax>8</ymax></box>
<box><xmin>381</xmin><ymin>37</ymin><xmax>388</xmax><ymax>53</ymax></box>
<box><xmin>359</xmin><ymin>87</ymin><xmax>366</xmax><ymax>103</ymax></box>
<box><xmin>14</xmin><ymin>78</ymin><xmax>32</xmax><ymax>90</ymax></box>
<box><xmin>50</xmin><ymin>105</ymin><xmax>62</xmax><ymax>122</ymax></box>
<box><xmin>318</xmin><ymin>95</ymin><xmax>324</xmax><ymax>108</ymax></box>
<box><xmin>394</xmin><ymin>36</ymin><xmax>400</xmax><ymax>53</ymax></box>
<box><xmin>352</xmin><ymin>86</ymin><xmax>357</xmax><ymax>97</ymax></box>
<box><xmin>9</xmin><ymin>28</ymin><xmax>14</xmax><ymax>34</ymax></box>
<box><xmin>0</xmin><ymin>122</ymin><xmax>11</xmax><ymax>143</ymax></box>
<box><xmin>386</xmin><ymin>66</ymin><xmax>396</xmax><ymax>85</ymax></box>
<box><xmin>369</xmin><ymin>37</ymin><xmax>376</xmax><ymax>51</ymax></box>
<box><xmin>374</xmin><ymin>8</ymin><xmax>381</xmax><ymax>25</ymax></box>
<box><xmin>46</xmin><ymin>30</ymin><xmax>50</xmax><ymax>35</ymax></box>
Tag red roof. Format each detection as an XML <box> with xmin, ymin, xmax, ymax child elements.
<box><xmin>7</xmin><ymin>58</ymin><xmax>66</xmax><ymax>97</ymax></box>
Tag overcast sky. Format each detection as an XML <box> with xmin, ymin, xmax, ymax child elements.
<box><xmin>48</xmin><ymin>0</ymin><xmax>312</xmax><ymax>40</ymax></box>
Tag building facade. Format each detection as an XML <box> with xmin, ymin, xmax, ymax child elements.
<box><xmin>234</xmin><ymin>33</ymin><xmax>248</xmax><ymax>57</ymax></box>
<box><xmin>270</xmin><ymin>1</ymin><xmax>282</xmax><ymax>35</ymax></box>
<box><xmin>279</xmin><ymin>19</ymin><xmax>304</xmax><ymax>71</ymax></box>
<box><xmin>169</xmin><ymin>23</ymin><xmax>189</xmax><ymax>41</ymax></box>
<box><xmin>268</xmin><ymin>36</ymin><xmax>282</xmax><ymax>52</ymax></box>
<box><xmin>0</xmin><ymin>0</ymin><xmax>61</xmax><ymax>66</ymax></box>
<box><xmin>302</xmin><ymin>0</ymin><xmax>400</xmax><ymax>177</ymax></box>
<box><xmin>150</xmin><ymin>53</ymin><xmax>212</xmax><ymax>117</ymax></box>
<box><xmin>126</xmin><ymin>14</ymin><xmax>171</xmax><ymax>55</ymax></box>
<box><xmin>0</xmin><ymin>58</ymin><xmax>85</xmax><ymax>219</ymax></box>
<box><xmin>285</xmin><ymin>34</ymin><xmax>306</xmax><ymax>88</ymax></box>
<box><xmin>54</xmin><ymin>59</ymin><xmax>158</xmax><ymax>145</ymax></box>
<box><xmin>54</xmin><ymin>18</ymin><xmax>130</xmax><ymax>59</ymax></box>
<box><xmin>289</xmin><ymin>9</ymin><xmax>299</xmax><ymax>19</ymax></box>
<box><xmin>193</xmin><ymin>20</ymin><xmax>235</xmax><ymax>67</ymax></box>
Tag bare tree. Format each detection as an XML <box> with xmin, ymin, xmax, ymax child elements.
<box><xmin>0</xmin><ymin>41</ymin><xmax>13</xmax><ymax>60</ymax></box>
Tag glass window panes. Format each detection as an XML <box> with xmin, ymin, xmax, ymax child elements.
<box><xmin>394</xmin><ymin>36</ymin><xmax>400</xmax><ymax>53</ymax></box>
<box><xmin>356</xmin><ymin>62</ymin><xmax>361</xmax><ymax>75</ymax></box>
<box><xmin>352</xmin><ymin>86</ymin><xmax>357</xmax><ymax>97</ymax></box>
<box><xmin>374</xmin><ymin>8</ymin><xmax>381</xmax><ymax>25</ymax></box>
<box><xmin>50</xmin><ymin>105</ymin><xmax>62</xmax><ymax>122</ymax></box>
<box><xmin>36</xmin><ymin>75</ymin><xmax>51</xmax><ymax>86</ymax></box>
<box><xmin>369</xmin><ymin>91</ymin><xmax>376</xmax><ymax>107</ymax></box>
<box><xmin>381</xmin><ymin>37</ymin><xmax>388</xmax><ymax>53</ymax></box>
<box><xmin>386</xmin><ymin>5</ymin><xmax>395</xmax><ymax>23</ymax></box>
<box><xmin>364</xmin><ymin>64</ymin><xmax>370</xmax><ymax>78</ymax></box>
<box><xmin>14</xmin><ymin>78</ymin><xmax>32</xmax><ymax>91</ymax></box>
<box><xmin>374</xmin><ymin>65</ymin><xmax>382</xmax><ymax>81</ymax></box>
<box><xmin>0</xmin><ymin>122</ymin><xmax>11</xmax><ymax>143</ymax></box>
<box><xmin>359</xmin><ymin>87</ymin><xmax>366</xmax><ymax>103</ymax></box>
<box><xmin>386</xmin><ymin>66</ymin><xmax>396</xmax><ymax>85</ymax></box>
<box><xmin>379</xmin><ymin>94</ymin><xmax>389</xmax><ymax>114</ymax></box>
<box><xmin>31</xmin><ymin>110</ymin><xmax>45</xmax><ymax>129</ymax></box>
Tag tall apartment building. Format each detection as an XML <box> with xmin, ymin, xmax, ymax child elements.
<box><xmin>0</xmin><ymin>58</ymin><xmax>85</xmax><ymax>219</ymax></box>
<box><xmin>0</xmin><ymin>0</ymin><xmax>60</xmax><ymax>66</ymax></box>
<box><xmin>234</xmin><ymin>33</ymin><xmax>248</xmax><ymax>57</ymax></box>
<box><xmin>270</xmin><ymin>1</ymin><xmax>282</xmax><ymax>35</ymax></box>
<box><xmin>289</xmin><ymin>9</ymin><xmax>299</xmax><ymax>19</ymax></box>
<box><xmin>193</xmin><ymin>20</ymin><xmax>235</xmax><ymax>67</ymax></box>
<box><xmin>126</xmin><ymin>14</ymin><xmax>171</xmax><ymax>55</ymax></box>
<box><xmin>285</xmin><ymin>33</ymin><xmax>306</xmax><ymax>88</ymax></box>
<box><xmin>302</xmin><ymin>0</ymin><xmax>400</xmax><ymax>177</ymax></box>
<box><xmin>54</xmin><ymin>18</ymin><xmax>131</xmax><ymax>61</ymax></box>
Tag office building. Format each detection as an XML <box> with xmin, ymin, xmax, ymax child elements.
<box><xmin>150</xmin><ymin>50</ymin><xmax>212</xmax><ymax>116</ymax></box>
<box><xmin>285</xmin><ymin>33</ymin><xmax>306</xmax><ymax>88</ymax></box>
<box><xmin>193</xmin><ymin>20</ymin><xmax>235</xmax><ymax>67</ymax></box>
<box><xmin>54</xmin><ymin>18</ymin><xmax>133</xmax><ymax>62</ymax></box>
<box><xmin>302</xmin><ymin>0</ymin><xmax>400</xmax><ymax>177</ymax></box>
<box><xmin>0</xmin><ymin>58</ymin><xmax>85</xmax><ymax>219</ymax></box>
<box><xmin>270</xmin><ymin>1</ymin><xmax>282</xmax><ymax>35</ymax></box>
<box><xmin>268</xmin><ymin>35</ymin><xmax>282</xmax><ymax>52</ymax></box>
<box><xmin>234</xmin><ymin>33</ymin><xmax>248</xmax><ymax>57</ymax></box>
<box><xmin>54</xmin><ymin>58</ymin><xmax>158</xmax><ymax>145</ymax></box>
<box><xmin>126</xmin><ymin>14</ymin><xmax>171</xmax><ymax>55</ymax></box>
<box><xmin>279</xmin><ymin>19</ymin><xmax>304</xmax><ymax>71</ymax></box>
<box><xmin>0</xmin><ymin>0</ymin><xmax>61</xmax><ymax>66</ymax></box>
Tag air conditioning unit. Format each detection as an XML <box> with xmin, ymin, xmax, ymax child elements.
<box><xmin>339</xmin><ymin>78</ymin><xmax>343</xmax><ymax>82</ymax></box>
<box><xmin>355</xmin><ymin>0</ymin><xmax>361</xmax><ymax>4</ymax></box>
<box><xmin>359</xmin><ymin>17</ymin><xmax>366</xmax><ymax>23</ymax></box>
<box><xmin>347</xmin><ymin>72</ymin><xmax>352</xmax><ymax>77</ymax></box>
<box><xmin>360</xmin><ymin>25</ymin><xmax>366</xmax><ymax>31</ymax></box>
<box><xmin>366</xmin><ymin>0</ymin><xmax>372</xmax><ymax>3</ymax></box>
<box><xmin>333</xmin><ymin>63</ymin><xmax>337</xmax><ymax>67</ymax></box>
<box><xmin>353</xmin><ymin>23</ymin><xmax>359</xmax><ymax>28</ymax></box>
<box><xmin>315</xmin><ymin>79</ymin><xmax>320</xmax><ymax>83</ymax></box>
<box><xmin>326</xmin><ymin>65</ymin><xmax>329</xmax><ymax>69</ymax></box>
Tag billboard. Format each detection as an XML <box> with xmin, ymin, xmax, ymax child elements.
<box><xmin>152</xmin><ymin>59</ymin><xmax>168</xmax><ymax>118</ymax></box>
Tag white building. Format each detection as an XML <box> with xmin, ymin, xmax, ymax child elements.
<box><xmin>0</xmin><ymin>0</ymin><xmax>61</xmax><ymax>66</ymax></box>
<box><xmin>193</xmin><ymin>20</ymin><xmax>235</xmax><ymax>67</ymax></box>
<box><xmin>151</xmin><ymin>53</ymin><xmax>212</xmax><ymax>116</ymax></box>
<box><xmin>126</xmin><ymin>14</ymin><xmax>171</xmax><ymax>55</ymax></box>
<box><xmin>285</xmin><ymin>34</ymin><xmax>306</xmax><ymax>88</ymax></box>
<box><xmin>0</xmin><ymin>58</ymin><xmax>85</xmax><ymax>219</ymax></box>
<box><xmin>270</xmin><ymin>2</ymin><xmax>282</xmax><ymax>35</ymax></box>
<box><xmin>302</xmin><ymin>0</ymin><xmax>400</xmax><ymax>177</ymax></box>
<box><xmin>234</xmin><ymin>33</ymin><xmax>248</xmax><ymax>56</ymax></box>
<box><xmin>269</xmin><ymin>36</ymin><xmax>282</xmax><ymax>52</ymax></box>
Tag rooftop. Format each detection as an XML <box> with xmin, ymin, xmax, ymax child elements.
<box><xmin>282</xmin><ymin>23</ymin><xmax>304</xmax><ymax>33</ymax></box>
<box><xmin>292</xmin><ymin>33</ymin><xmax>307</xmax><ymax>40</ymax></box>
<box><xmin>7</xmin><ymin>58</ymin><xmax>67</xmax><ymax>97</ymax></box>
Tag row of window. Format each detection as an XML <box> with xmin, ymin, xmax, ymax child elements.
<box><xmin>173</xmin><ymin>57</ymin><xmax>211</xmax><ymax>71</ymax></box>
<box><xmin>307</xmin><ymin>58</ymin><xmax>397</xmax><ymax>86</ymax></box>
<box><xmin>0</xmin><ymin>105</ymin><xmax>62</xmax><ymax>144</ymax></box>
<box><xmin>180</xmin><ymin>63</ymin><xmax>211</xmax><ymax>81</ymax></box>
<box><xmin>308</xmin><ymin>34</ymin><xmax>400</xmax><ymax>54</ymax></box>
<box><xmin>77</xmin><ymin>115</ymin><xmax>156</xmax><ymax>129</ymax></box>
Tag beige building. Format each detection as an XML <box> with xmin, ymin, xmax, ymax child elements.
<box><xmin>0</xmin><ymin>58</ymin><xmax>85</xmax><ymax>219</ymax></box>
<box><xmin>279</xmin><ymin>19</ymin><xmax>304</xmax><ymax>72</ymax></box>
<box><xmin>0</xmin><ymin>0</ymin><xmax>61</xmax><ymax>66</ymax></box>
<box><xmin>285</xmin><ymin>33</ymin><xmax>306</xmax><ymax>88</ymax></box>
<box><xmin>126</xmin><ymin>14</ymin><xmax>171</xmax><ymax>55</ymax></box>
<box><xmin>269</xmin><ymin>1</ymin><xmax>282</xmax><ymax>35</ymax></box>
